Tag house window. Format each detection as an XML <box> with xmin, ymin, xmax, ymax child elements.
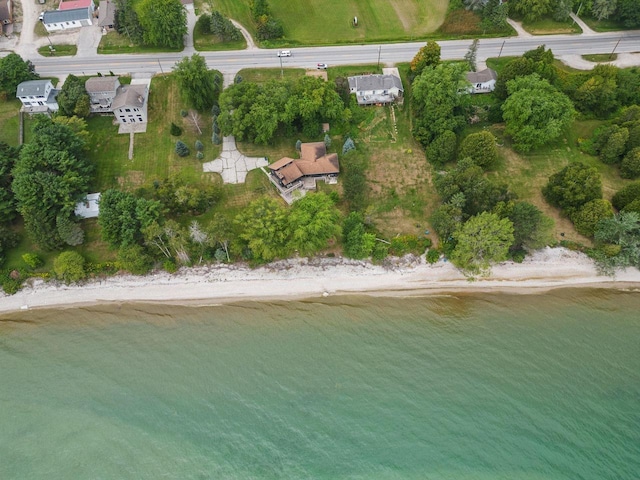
<box><xmin>121</xmin><ymin>118</ymin><xmax>126</xmax><ymax>123</ymax></box>
<box><xmin>137</xmin><ymin>116</ymin><xmax>142</xmax><ymax>121</ymax></box>
<box><xmin>125</xmin><ymin>108</ymin><xmax>131</xmax><ymax>112</ymax></box>
<box><xmin>476</xmin><ymin>83</ymin><xmax>481</xmax><ymax>88</ymax></box>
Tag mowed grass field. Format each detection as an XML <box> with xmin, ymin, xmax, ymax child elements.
<box><xmin>198</xmin><ymin>0</ymin><xmax>448</xmax><ymax>45</ymax></box>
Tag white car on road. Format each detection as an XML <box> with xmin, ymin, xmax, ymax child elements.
<box><xmin>277</xmin><ymin>50</ymin><xmax>291</xmax><ymax>57</ymax></box>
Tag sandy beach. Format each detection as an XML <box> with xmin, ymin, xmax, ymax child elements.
<box><xmin>1</xmin><ymin>247</ymin><xmax>639</xmax><ymax>313</ymax></box>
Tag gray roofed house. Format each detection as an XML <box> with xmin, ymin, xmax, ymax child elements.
<box><xmin>466</xmin><ymin>68</ymin><xmax>498</xmax><ymax>94</ymax></box>
<box><xmin>348</xmin><ymin>68</ymin><xmax>404</xmax><ymax>106</ymax></box>
<box><xmin>16</xmin><ymin>79</ymin><xmax>59</xmax><ymax>113</ymax></box>
<box><xmin>85</xmin><ymin>76</ymin><xmax>121</xmax><ymax>112</ymax></box>
<box><xmin>42</xmin><ymin>7</ymin><xmax>93</xmax><ymax>32</ymax></box>
<box><xmin>112</xmin><ymin>84</ymin><xmax>149</xmax><ymax>125</ymax></box>
<box><xmin>98</xmin><ymin>0</ymin><xmax>115</xmax><ymax>29</ymax></box>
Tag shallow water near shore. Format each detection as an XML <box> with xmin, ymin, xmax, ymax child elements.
<box><xmin>1</xmin><ymin>289</ymin><xmax>639</xmax><ymax>479</ymax></box>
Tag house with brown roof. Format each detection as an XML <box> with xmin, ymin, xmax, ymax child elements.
<box><xmin>112</xmin><ymin>84</ymin><xmax>149</xmax><ymax>124</ymax></box>
<box><xmin>466</xmin><ymin>68</ymin><xmax>498</xmax><ymax>94</ymax></box>
<box><xmin>85</xmin><ymin>76</ymin><xmax>120</xmax><ymax>112</ymax></box>
<box><xmin>0</xmin><ymin>0</ymin><xmax>13</xmax><ymax>35</ymax></box>
<box><xmin>269</xmin><ymin>142</ymin><xmax>339</xmax><ymax>197</ymax></box>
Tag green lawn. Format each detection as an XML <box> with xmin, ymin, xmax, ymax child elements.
<box><xmin>581</xmin><ymin>16</ymin><xmax>632</xmax><ymax>33</ymax></box>
<box><xmin>518</xmin><ymin>16</ymin><xmax>582</xmax><ymax>35</ymax></box>
<box><xmin>37</xmin><ymin>44</ymin><xmax>77</xmax><ymax>56</ymax></box>
<box><xmin>0</xmin><ymin>100</ymin><xmax>21</xmax><ymax>146</ymax></box>
<box><xmin>198</xmin><ymin>0</ymin><xmax>448</xmax><ymax>45</ymax></box>
<box><xmin>236</xmin><ymin>68</ymin><xmax>306</xmax><ymax>83</ymax></box>
<box><xmin>582</xmin><ymin>53</ymin><xmax>617</xmax><ymax>63</ymax></box>
<box><xmin>89</xmin><ymin>75</ymin><xmax>219</xmax><ymax>191</ymax></box>
<box><xmin>98</xmin><ymin>32</ymin><xmax>183</xmax><ymax>54</ymax></box>
<box><xmin>193</xmin><ymin>18</ymin><xmax>247</xmax><ymax>51</ymax></box>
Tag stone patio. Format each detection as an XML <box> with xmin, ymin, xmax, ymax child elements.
<box><xmin>202</xmin><ymin>136</ymin><xmax>268</xmax><ymax>184</ymax></box>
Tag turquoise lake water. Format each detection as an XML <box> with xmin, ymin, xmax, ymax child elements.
<box><xmin>1</xmin><ymin>290</ymin><xmax>639</xmax><ymax>479</ymax></box>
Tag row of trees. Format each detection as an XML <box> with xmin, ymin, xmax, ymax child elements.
<box><xmin>250</xmin><ymin>0</ymin><xmax>284</xmax><ymax>41</ymax></box>
<box><xmin>218</xmin><ymin>76</ymin><xmax>346</xmax><ymax>142</ymax></box>
<box><xmin>590</xmin><ymin>106</ymin><xmax>640</xmax><ymax>178</ymax></box>
<box><xmin>506</xmin><ymin>0</ymin><xmax>640</xmax><ymax>26</ymax></box>
<box><xmin>114</xmin><ymin>0</ymin><xmax>187</xmax><ymax>49</ymax></box>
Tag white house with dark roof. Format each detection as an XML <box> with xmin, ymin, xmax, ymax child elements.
<box><xmin>16</xmin><ymin>79</ymin><xmax>59</xmax><ymax>112</ymax></box>
<box><xmin>85</xmin><ymin>76</ymin><xmax>121</xmax><ymax>113</ymax></box>
<box><xmin>348</xmin><ymin>68</ymin><xmax>404</xmax><ymax>106</ymax></box>
<box><xmin>466</xmin><ymin>68</ymin><xmax>498</xmax><ymax>94</ymax></box>
<box><xmin>112</xmin><ymin>84</ymin><xmax>149</xmax><ymax>124</ymax></box>
<box><xmin>42</xmin><ymin>6</ymin><xmax>93</xmax><ymax>32</ymax></box>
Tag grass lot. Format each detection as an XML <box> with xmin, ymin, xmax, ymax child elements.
<box><xmin>0</xmin><ymin>100</ymin><xmax>21</xmax><ymax>146</ymax></box>
<box><xmin>197</xmin><ymin>0</ymin><xmax>448</xmax><ymax>45</ymax></box>
<box><xmin>98</xmin><ymin>32</ymin><xmax>183</xmax><ymax>54</ymax></box>
<box><xmin>193</xmin><ymin>18</ymin><xmax>247</xmax><ymax>51</ymax></box>
<box><xmin>89</xmin><ymin>75</ymin><xmax>219</xmax><ymax>191</ymax></box>
<box><xmin>236</xmin><ymin>68</ymin><xmax>306</xmax><ymax>83</ymax></box>
<box><xmin>582</xmin><ymin>53</ymin><xmax>617</xmax><ymax>63</ymax></box>
<box><xmin>37</xmin><ymin>44</ymin><xmax>77</xmax><ymax>56</ymax></box>
<box><xmin>520</xmin><ymin>16</ymin><xmax>582</xmax><ymax>35</ymax></box>
<box><xmin>581</xmin><ymin>16</ymin><xmax>631</xmax><ymax>32</ymax></box>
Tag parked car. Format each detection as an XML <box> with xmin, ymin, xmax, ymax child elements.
<box><xmin>317</xmin><ymin>63</ymin><xmax>328</xmax><ymax>70</ymax></box>
<box><xmin>277</xmin><ymin>50</ymin><xmax>291</xmax><ymax>57</ymax></box>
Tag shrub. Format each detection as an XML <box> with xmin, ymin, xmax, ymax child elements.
<box><xmin>324</xmin><ymin>133</ymin><xmax>331</xmax><ymax>148</ymax></box>
<box><xmin>53</xmin><ymin>251</ymin><xmax>86</xmax><ymax>284</ymax></box>
<box><xmin>164</xmin><ymin>260</ymin><xmax>178</xmax><ymax>273</ymax></box>
<box><xmin>620</xmin><ymin>147</ymin><xmax>640</xmax><ymax>179</ymax></box>
<box><xmin>117</xmin><ymin>244</ymin><xmax>153</xmax><ymax>275</ymax></box>
<box><xmin>195</xmin><ymin>140</ymin><xmax>204</xmax><ymax>151</ymax></box>
<box><xmin>600</xmin><ymin>126</ymin><xmax>629</xmax><ymax>164</ymax></box>
<box><xmin>426</xmin><ymin>248</ymin><xmax>441</xmax><ymax>264</ymax></box>
<box><xmin>342</xmin><ymin>137</ymin><xmax>356</xmax><ymax>155</ymax></box>
<box><xmin>612</xmin><ymin>182</ymin><xmax>640</xmax><ymax>210</ymax></box>
<box><xmin>212</xmin><ymin>131</ymin><xmax>221</xmax><ymax>145</ymax></box>
<box><xmin>175</xmin><ymin>140</ymin><xmax>190</xmax><ymax>157</ymax></box>
<box><xmin>372</xmin><ymin>242</ymin><xmax>389</xmax><ymax>262</ymax></box>
<box><xmin>211</xmin><ymin>104</ymin><xmax>221</xmax><ymax>116</ymax></box>
<box><xmin>196</xmin><ymin>151</ymin><xmax>204</xmax><ymax>160</ymax></box>
<box><xmin>295</xmin><ymin>139</ymin><xmax>302</xmax><ymax>152</ymax></box>
<box><xmin>22</xmin><ymin>253</ymin><xmax>43</xmax><ymax>269</ymax></box>
<box><xmin>180</xmin><ymin>109</ymin><xmax>188</xmax><ymax>118</ymax></box>
<box><xmin>622</xmin><ymin>198</ymin><xmax>640</xmax><ymax>214</ymax></box>
<box><xmin>426</xmin><ymin>131</ymin><xmax>457</xmax><ymax>166</ymax></box>
<box><xmin>458</xmin><ymin>131</ymin><xmax>498</xmax><ymax>169</ymax></box>
<box><xmin>170</xmin><ymin>122</ymin><xmax>182</xmax><ymax>136</ymax></box>
<box><xmin>571</xmin><ymin>199</ymin><xmax>614</xmax><ymax>237</ymax></box>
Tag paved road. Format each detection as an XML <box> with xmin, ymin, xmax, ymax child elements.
<box><xmin>27</xmin><ymin>30</ymin><xmax>640</xmax><ymax>78</ymax></box>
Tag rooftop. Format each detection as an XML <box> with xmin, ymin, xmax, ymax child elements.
<box><xmin>466</xmin><ymin>68</ymin><xmax>498</xmax><ymax>84</ymax></box>
<box><xmin>43</xmin><ymin>7</ymin><xmax>92</xmax><ymax>23</ymax></box>
<box><xmin>112</xmin><ymin>84</ymin><xmax>148</xmax><ymax>110</ymax></box>
<box><xmin>16</xmin><ymin>80</ymin><xmax>52</xmax><ymax>97</ymax></box>
<box><xmin>85</xmin><ymin>76</ymin><xmax>120</xmax><ymax>93</ymax></box>
<box><xmin>58</xmin><ymin>0</ymin><xmax>94</xmax><ymax>11</ymax></box>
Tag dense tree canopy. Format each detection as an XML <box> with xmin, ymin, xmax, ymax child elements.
<box><xmin>0</xmin><ymin>142</ymin><xmax>19</xmax><ymax>224</ymax></box>
<box><xmin>410</xmin><ymin>41</ymin><xmax>441</xmax><ymax>77</ymax></box>
<box><xmin>235</xmin><ymin>197</ymin><xmax>290</xmax><ymax>263</ymax></box>
<box><xmin>57</xmin><ymin>75</ymin><xmax>90</xmax><ymax>118</ymax></box>
<box><xmin>494</xmin><ymin>201</ymin><xmax>553</xmax><ymax>251</ymax></box>
<box><xmin>542</xmin><ymin>163</ymin><xmax>602</xmax><ymax>216</ymax></box>
<box><xmin>12</xmin><ymin>117</ymin><xmax>92</xmax><ymax>249</ymax></box>
<box><xmin>502</xmin><ymin>74</ymin><xmax>575</xmax><ymax>152</ymax></box>
<box><xmin>458</xmin><ymin>131</ymin><xmax>498</xmax><ymax>169</ymax></box>
<box><xmin>136</xmin><ymin>0</ymin><xmax>187</xmax><ymax>49</ymax></box>
<box><xmin>451</xmin><ymin>212</ymin><xmax>514</xmax><ymax>276</ymax></box>
<box><xmin>593</xmin><ymin>211</ymin><xmax>640</xmax><ymax>273</ymax></box>
<box><xmin>173</xmin><ymin>54</ymin><xmax>221</xmax><ymax>112</ymax></box>
<box><xmin>572</xmin><ymin>199</ymin><xmax>614</xmax><ymax>237</ymax></box>
<box><xmin>412</xmin><ymin>63</ymin><xmax>468</xmax><ymax>146</ymax></box>
<box><xmin>494</xmin><ymin>46</ymin><xmax>557</xmax><ymax>101</ymax></box>
<box><xmin>98</xmin><ymin>189</ymin><xmax>162</xmax><ymax>249</ymax></box>
<box><xmin>288</xmin><ymin>193</ymin><xmax>342</xmax><ymax>256</ymax></box>
<box><xmin>218</xmin><ymin>77</ymin><xmax>345</xmax><ymax>143</ymax></box>
<box><xmin>114</xmin><ymin>0</ymin><xmax>143</xmax><ymax>44</ymax></box>
<box><xmin>0</xmin><ymin>53</ymin><xmax>39</xmax><ymax>96</ymax></box>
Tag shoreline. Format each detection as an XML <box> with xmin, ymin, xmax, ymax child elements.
<box><xmin>2</xmin><ymin>247</ymin><xmax>640</xmax><ymax>313</ymax></box>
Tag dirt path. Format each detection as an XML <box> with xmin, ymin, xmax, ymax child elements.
<box><xmin>230</xmin><ymin>19</ymin><xmax>257</xmax><ymax>50</ymax></box>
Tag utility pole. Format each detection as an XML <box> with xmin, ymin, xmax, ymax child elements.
<box><xmin>377</xmin><ymin>45</ymin><xmax>381</xmax><ymax>69</ymax></box>
<box><xmin>157</xmin><ymin>59</ymin><xmax>164</xmax><ymax>74</ymax></box>
<box><xmin>498</xmin><ymin>40</ymin><xmax>505</xmax><ymax>58</ymax></box>
<box><xmin>610</xmin><ymin>37</ymin><xmax>622</xmax><ymax>60</ymax></box>
<box><xmin>279</xmin><ymin>55</ymin><xmax>283</xmax><ymax>78</ymax></box>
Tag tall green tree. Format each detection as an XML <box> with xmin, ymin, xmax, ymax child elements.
<box><xmin>510</xmin><ymin>0</ymin><xmax>552</xmax><ymax>21</ymax></box>
<box><xmin>542</xmin><ymin>163</ymin><xmax>602</xmax><ymax>216</ymax></box>
<box><xmin>173</xmin><ymin>54</ymin><xmax>221</xmax><ymax>112</ymax></box>
<box><xmin>591</xmin><ymin>0</ymin><xmax>617</xmax><ymax>20</ymax></box>
<box><xmin>114</xmin><ymin>0</ymin><xmax>143</xmax><ymax>43</ymax></box>
<box><xmin>12</xmin><ymin>117</ymin><xmax>92</xmax><ymax>249</ymax></box>
<box><xmin>572</xmin><ymin>199</ymin><xmax>614</xmax><ymax>237</ymax></box>
<box><xmin>451</xmin><ymin>212</ymin><xmax>514</xmax><ymax>276</ymax></box>
<box><xmin>56</xmin><ymin>75</ymin><xmax>90</xmax><ymax>118</ymax></box>
<box><xmin>494</xmin><ymin>201</ymin><xmax>553</xmax><ymax>251</ymax></box>
<box><xmin>98</xmin><ymin>189</ymin><xmax>162</xmax><ymax>249</ymax></box>
<box><xmin>593</xmin><ymin>211</ymin><xmax>640</xmax><ymax>273</ymax></box>
<box><xmin>0</xmin><ymin>53</ymin><xmax>38</xmax><ymax>96</ymax></box>
<box><xmin>234</xmin><ymin>197</ymin><xmax>290</xmax><ymax>263</ymax></box>
<box><xmin>411</xmin><ymin>63</ymin><xmax>468</xmax><ymax>146</ymax></box>
<box><xmin>502</xmin><ymin>74</ymin><xmax>575</xmax><ymax>152</ymax></box>
<box><xmin>458</xmin><ymin>131</ymin><xmax>498</xmax><ymax>169</ymax></box>
<box><xmin>288</xmin><ymin>193</ymin><xmax>342</xmax><ymax>256</ymax></box>
<box><xmin>617</xmin><ymin>0</ymin><xmax>640</xmax><ymax>28</ymax></box>
<box><xmin>410</xmin><ymin>41</ymin><xmax>441</xmax><ymax>77</ymax></box>
<box><xmin>136</xmin><ymin>0</ymin><xmax>187</xmax><ymax>49</ymax></box>
<box><xmin>0</xmin><ymin>142</ymin><xmax>19</xmax><ymax>224</ymax></box>
<box><xmin>574</xmin><ymin>64</ymin><xmax>619</xmax><ymax>118</ymax></box>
